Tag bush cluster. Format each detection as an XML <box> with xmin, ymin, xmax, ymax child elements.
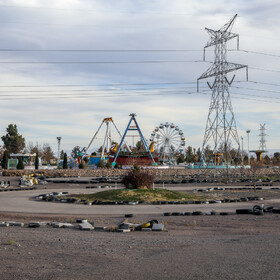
<box><xmin>122</xmin><ymin>167</ymin><xmax>154</xmax><ymax>189</ymax></box>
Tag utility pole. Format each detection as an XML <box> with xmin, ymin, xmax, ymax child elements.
<box><xmin>197</xmin><ymin>14</ymin><xmax>248</xmax><ymax>167</ymax></box>
<box><xmin>246</xmin><ymin>130</ymin><xmax>251</xmax><ymax>166</ymax></box>
<box><xmin>241</xmin><ymin>136</ymin><xmax>244</xmax><ymax>164</ymax></box>
<box><xmin>57</xmin><ymin>137</ymin><xmax>62</xmax><ymax>166</ymax></box>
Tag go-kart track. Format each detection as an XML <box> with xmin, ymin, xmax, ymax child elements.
<box><xmin>1</xmin><ymin>178</ymin><xmax>280</xmax><ymax>215</ymax></box>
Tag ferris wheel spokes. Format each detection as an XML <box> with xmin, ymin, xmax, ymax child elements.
<box><xmin>150</xmin><ymin>122</ymin><xmax>185</xmax><ymax>164</ymax></box>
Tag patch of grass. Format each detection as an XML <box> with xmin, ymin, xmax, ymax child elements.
<box><xmin>186</xmin><ymin>220</ymin><xmax>197</xmax><ymax>227</ymax></box>
<box><xmin>4</xmin><ymin>239</ymin><xmax>19</xmax><ymax>246</ymax></box>
<box><xmin>66</xmin><ymin>189</ymin><xmax>205</xmax><ymax>203</ymax></box>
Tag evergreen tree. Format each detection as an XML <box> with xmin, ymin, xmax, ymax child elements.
<box><xmin>105</xmin><ymin>160</ymin><xmax>112</xmax><ymax>168</ymax></box>
<box><xmin>273</xmin><ymin>152</ymin><xmax>280</xmax><ymax>163</ymax></box>
<box><xmin>177</xmin><ymin>154</ymin><xmax>185</xmax><ymax>164</ymax></box>
<box><xmin>17</xmin><ymin>157</ymin><xmax>24</xmax><ymax>170</ymax></box>
<box><xmin>185</xmin><ymin>146</ymin><xmax>194</xmax><ymax>163</ymax></box>
<box><xmin>35</xmin><ymin>153</ymin><xmax>39</xmax><ymax>169</ymax></box>
<box><xmin>196</xmin><ymin>148</ymin><xmax>202</xmax><ymax>162</ymax></box>
<box><xmin>97</xmin><ymin>160</ymin><xmax>105</xmax><ymax>168</ymax></box>
<box><xmin>63</xmin><ymin>153</ymin><xmax>68</xmax><ymax>169</ymax></box>
<box><xmin>203</xmin><ymin>145</ymin><xmax>213</xmax><ymax>162</ymax></box>
<box><xmin>2</xmin><ymin>150</ymin><xmax>9</xmax><ymax>169</ymax></box>
<box><xmin>1</xmin><ymin>124</ymin><xmax>25</xmax><ymax>153</ymax></box>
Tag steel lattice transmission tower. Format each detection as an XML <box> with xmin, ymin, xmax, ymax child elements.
<box><xmin>197</xmin><ymin>14</ymin><xmax>248</xmax><ymax>164</ymax></box>
<box><xmin>259</xmin><ymin>123</ymin><xmax>268</xmax><ymax>150</ymax></box>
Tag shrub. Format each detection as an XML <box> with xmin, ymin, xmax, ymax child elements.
<box><xmin>63</xmin><ymin>153</ymin><xmax>68</xmax><ymax>169</ymax></box>
<box><xmin>133</xmin><ymin>164</ymin><xmax>140</xmax><ymax>172</ymax></box>
<box><xmin>122</xmin><ymin>169</ymin><xmax>154</xmax><ymax>189</ymax></box>
<box><xmin>105</xmin><ymin>161</ymin><xmax>112</xmax><ymax>169</ymax></box>
<box><xmin>2</xmin><ymin>150</ymin><xmax>9</xmax><ymax>169</ymax></box>
<box><xmin>97</xmin><ymin>160</ymin><xmax>105</xmax><ymax>168</ymax></box>
<box><xmin>17</xmin><ymin>157</ymin><xmax>24</xmax><ymax>170</ymax></box>
<box><xmin>35</xmin><ymin>153</ymin><xmax>39</xmax><ymax>170</ymax></box>
<box><xmin>78</xmin><ymin>163</ymin><xmax>84</xmax><ymax>169</ymax></box>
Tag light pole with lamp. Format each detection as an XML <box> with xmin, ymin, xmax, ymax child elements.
<box><xmin>246</xmin><ymin>130</ymin><xmax>251</xmax><ymax>166</ymax></box>
<box><xmin>57</xmin><ymin>137</ymin><xmax>62</xmax><ymax>167</ymax></box>
<box><xmin>241</xmin><ymin>136</ymin><xmax>244</xmax><ymax>164</ymax></box>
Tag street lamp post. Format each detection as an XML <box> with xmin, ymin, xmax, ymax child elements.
<box><xmin>57</xmin><ymin>137</ymin><xmax>62</xmax><ymax>166</ymax></box>
<box><xmin>241</xmin><ymin>136</ymin><xmax>244</xmax><ymax>164</ymax></box>
<box><xmin>246</xmin><ymin>130</ymin><xmax>251</xmax><ymax>166</ymax></box>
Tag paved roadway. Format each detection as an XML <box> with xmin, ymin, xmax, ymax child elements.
<box><xmin>0</xmin><ymin>187</ymin><xmax>279</xmax><ymax>215</ymax></box>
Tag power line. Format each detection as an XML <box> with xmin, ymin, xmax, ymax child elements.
<box><xmin>231</xmin><ymin>85</ymin><xmax>280</xmax><ymax>95</ymax></box>
<box><xmin>230</xmin><ymin>93</ymin><xmax>280</xmax><ymax>104</ymax></box>
<box><xmin>0</xmin><ymin>86</ymin><xmax>205</xmax><ymax>95</ymax></box>
<box><xmin>200</xmin><ymin>89</ymin><xmax>280</xmax><ymax>103</ymax></box>
<box><xmin>0</xmin><ymin>82</ymin><xmax>279</xmax><ymax>101</ymax></box>
<box><xmin>236</xmin><ymin>49</ymin><xmax>280</xmax><ymax>58</ymax></box>
<box><xmin>238</xmin><ymin>80</ymin><xmax>280</xmax><ymax>87</ymax></box>
<box><xmin>0</xmin><ymin>60</ymin><xmax>278</xmax><ymax>73</ymax></box>
<box><xmin>0</xmin><ymin>81</ymin><xmax>200</xmax><ymax>88</ymax></box>
<box><xmin>249</xmin><ymin>66</ymin><xmax>280</xmax><ymax>73</ymax></box>
<box><xmin>0</xmin><ymin>48</ymin><xmax>205</xmax><ymax>52</ymax></box>
<box><xmin>0</xmin><ymin>20</ymin><xmax>196</xmax><ymax>29</ymax></box>
<box><xmin>230</xmin><ymin>91</ymin><xmax>280</xmax><ymax>101</ymax></box>
<box><xmin>0</xmin><ymin>48</ymin><xmax>279</xmax><ymax>56</ymax></box>
<box><xmin>0</xmin><ymin>60</ymin><xmax>208</xmax><ymax>64</ymax></box>
<box><xmin>0</xmin><ymin>90</ymin><xmax>203</xmax><ymax>100</ymax></box>
<box><xmin>0</xmin><ymin>87</ymin><xmax>279</xmax><ymax>104</ymax></box>
<box><xmin>0</xmin><ymin>4</ymin><xmax>194</xmax><ymax>15</ymax></box>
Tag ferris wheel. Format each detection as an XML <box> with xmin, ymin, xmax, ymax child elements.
<box><xmin>150</xmin><ymin>122</ymin><xmax>185</xmax><ymax>164</ymax></box>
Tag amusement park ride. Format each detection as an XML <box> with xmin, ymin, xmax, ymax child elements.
<box><xmin>70</xmin><ymin>113</ymin><xmax>187</xmax><ymax>166</ymax></box>
<box><xmin>111</xmin><ymin>113</ymin><xmax>157</xmax><ymax>166</ymax></box>
<box><xmin>86</xmin><ymin>117</ymin><xmax>131</xmax><ymax>160</ymax></box>
<box><xmin>150</xmin><ymin>122</ymin><xmax>185</xmax><ymax>164</ymax></box>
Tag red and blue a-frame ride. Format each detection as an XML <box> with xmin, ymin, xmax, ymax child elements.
<box><xmin>112</xmin><ymin>113</ymin><xmax>156</xmax><ymax>166</ymax></box>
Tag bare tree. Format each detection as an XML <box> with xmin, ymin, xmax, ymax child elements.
<box><xmin>25</xmin><ymin>142</ymin><xmax>43</xmax><ymax>158</ymax></box>
<box><xmin>42</xmin><ymin>143</ymin><xmax>55</xmax><ymax>164</ymax></box>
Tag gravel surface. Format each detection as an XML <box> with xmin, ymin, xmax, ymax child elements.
<box><xmin>0</xmin><ymin>214</ymin><xmax>280</xmax><ymax>280</ymax></box>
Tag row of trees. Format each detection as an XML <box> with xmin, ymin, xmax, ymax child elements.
<box><xmin>25</xmin><ymin>142</ymin><xmax>56</xmax><ymax>164</ymax></box>
<box><xmin>175</xmin><ymin>144</ymin><xmax>280</xmax><ymax>166</ymax></box>
<box><xmin>1</xmin><ymin>124</ymin><xmax>57</xmax><ymax>169</ymax></box>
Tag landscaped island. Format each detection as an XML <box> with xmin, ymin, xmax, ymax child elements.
<box><xmin>63</xmin><ymin>189</ymin><xmax>204</xmax><ymax>203</ymax></box>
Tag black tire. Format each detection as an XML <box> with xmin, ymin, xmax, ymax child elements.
<box><xmin>171</xmin><ymin>212</ymin><xmax>180</xmax><ymax>216</ymax></box>
<box><xmin>183</xmin><ymin>212</ymin><xmax>192</xmax><ymax>216</ymax></box>
<box><xmin>192</xmin><ymin>211</ymin><xmax>203</xmax><ymax>216</ymax></box>
<box><xmin>272</xmin><ymin>209</ymin><xmax>280</xmax><ymax>214</ymax></box>
<box><xmin>163</xmin><ymin>212</ymin><xmax>171</xmax><ymax>216</ymax></box>
<box><xmin>220</xmin><ymin>212</ymin><xmax>229</xmax><ymax>215</ymax></box>
<box><xmin>236</xmin><ymin>209</ymin><xmax>253</xmax><ymax>215</ymax></box>
<box><xmin>254</xmin><ymin>210</ymin><xmax>264</xmax><ymax>215</ymax></box>
<box><xmin>253</xmin><ymin>205</ymin><xmax>262</xmax><ymax>212</ymax></box>
<box><xmin>124</xmin><ymin>214</ymin><xmax>134</xmax><ymax>218</ymax></box>
<box><xmin>264</xmin><ymin>206</ymin><xmax>273</xmax><ymax>213</ymax></box>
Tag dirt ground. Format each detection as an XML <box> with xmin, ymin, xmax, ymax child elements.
<box><xmin>0</xmin><ymin>214</ymin><xmax>280</xmax><ymax>280</ymax></box>
<box><xmin>1</xmin><ymin>177</ymin><xmax>280</xmax><ymax>280</ymax></box>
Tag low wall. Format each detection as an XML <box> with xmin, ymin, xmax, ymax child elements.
<box><xmin>1</xmin><ymin>167</ymin><xmax>280</xmax><ymax>179</ymax></box>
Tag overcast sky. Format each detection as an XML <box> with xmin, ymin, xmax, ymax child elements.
<box><xmin>0</xmin><ymin>0</ymin><xmax>279</xmax><ymax>155</ymax></box>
